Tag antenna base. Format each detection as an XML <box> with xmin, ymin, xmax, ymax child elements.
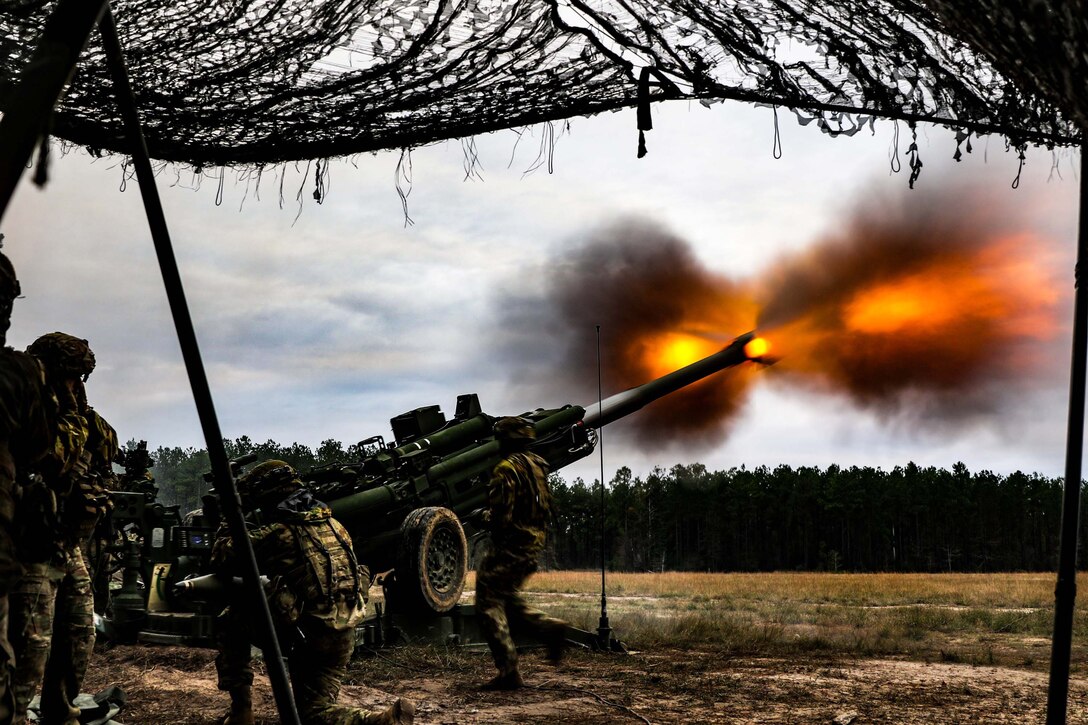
<box><xmin>596</xmin><ymin>615</ymin><xmax>612</xmax><ymax>650</ymax></box>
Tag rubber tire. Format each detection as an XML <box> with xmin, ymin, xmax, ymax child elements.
<box><xmin>395</xmin><ymin>506</ymin><xmax>468</xmax><ymax>613</ymax></box>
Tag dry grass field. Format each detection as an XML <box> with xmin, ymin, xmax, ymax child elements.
<box><xmin>508</xmin><ymin>570</ymin><xmax>1079</xmax><ymax>668</ymax></box>
<box><xmin>85</xmin><ymin>571</ymin><xmax>1088</xmax><ymax>723</ymax></box>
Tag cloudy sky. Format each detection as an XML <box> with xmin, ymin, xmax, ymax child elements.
<box><xmin>2</xmin><ymin>100</ymin><xmax>1082</xmax><ymax>485</ymax></box>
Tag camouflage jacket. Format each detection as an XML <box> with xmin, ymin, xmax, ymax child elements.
<box><xmin>0</xmin><ymin>348</ymin><xmax>51</xmax><ymax>488</ymax></box>
<box><xmin>64</xmin><ymin>407</ymin><xmax>118</xmax><ymax>541</ymax></box>
<box><xmin>487</xmin><ymin>451</ymin><xmax>553</xmax><ymax>553</ymax></box>
<box><xmin>211</xmin><ymin>489</ymin><xmax>367</xmax><ymax>631</ymax></box>
<box><xmin>0</xmin><ymin>346</ymin><xmax>52</xmax><ymax>536</ymax></box>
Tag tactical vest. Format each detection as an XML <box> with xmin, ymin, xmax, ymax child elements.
<box><xmin>284</xmin><ymin>517</ymin><xmax>361</xmax><ymax>610</ymax></box>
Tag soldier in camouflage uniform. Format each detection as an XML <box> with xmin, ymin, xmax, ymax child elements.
<box><xmin>10</xmin><ymin>332</ymin><xmax>116</xmax><ymax>725</ymax></box>
<box><xmin>0</xmin><ymin>250</ymin><xmax>53</xmax><ymax>723</ymax></box>
<box><xmin>212</xmin><ymin>460</ymin><xmax>415</xmax><ymax>725</ymax></box>
<box><xmin>475</xmin><ymin>417</ymin><xmax>568</xmax><ymax>690</ymax></box>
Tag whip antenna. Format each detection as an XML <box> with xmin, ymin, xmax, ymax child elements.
<box><xmin>596</xmin><ymin>324</ymin><xmax>612</xmax><ymax>649</ymax></box>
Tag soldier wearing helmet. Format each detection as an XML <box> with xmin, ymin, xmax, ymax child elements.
<box><xmin>10</xmin><ymin>331</ymin><xmax>117</xmax><ymax>724</ymax></box>
<box><xmin>475</xmin><ymin>417</ymin><xmax>568</xmax><ymax>690</ymax></box>
<box><xmin>0</xmin><ymin>244</ymin><xmax>52</xmax><ymax>722</ymax></box>
<box><xmin>211</xmin><ymin>459</ymin><xmax>415</xmax><ymax>725</ymax></box>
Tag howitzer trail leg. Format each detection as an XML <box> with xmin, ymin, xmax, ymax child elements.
<box><xmin>9</xmin><ymin>561</ymin><xmax>61</xmax><ymax>724</ymax></box>
<box><xmin>40</xmin><ymin>545</ymin><xmax>94</xmax><ymax>725</ymax></box>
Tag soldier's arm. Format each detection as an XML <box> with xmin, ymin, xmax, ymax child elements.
<box><xmin>209</xmin><ymin>524</ymin><xmax>236</xmax><ymax>573</ymax></box>
<box><xmin>215</xmin><ymin>522</ymin><xmax>296</xmax><ymax>580</ymax></box>
<box><xmin>49</xmin><ymin>410</ymin><xmax>89</xmax><ymax>478</ymax></box>
<box><xmin>487</xmin><ymin>460</ymin><xmax>517</xmax><ymax>529</ymax></box>
<box><xmin>248</xmin><ymin>522</ymin><xmax>295</xmax><ymax>569</ymax></box>
<box><xmin>84</xmin><ymin>407</ymin><xmax>119</xmax><ymax>475</ymax></box>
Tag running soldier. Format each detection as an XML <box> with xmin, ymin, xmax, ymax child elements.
<box><xmin>10</xmin><ymin>332</ymin><xmax>114</xmax><ymax>724</ymax></box>
<box><xmin>0</xmin><ymin>249</ymin><xmax>52</xmax><ymax>722</ymax></box>
<box><xmin>211</xmin><ymin>460</ymin><xmax>415</xmax><ymax>725</ymax></box>
<box><xmin>475</xmin><ymin>417</ymin><xmax>568</xmax><ymax>690</ymax></box>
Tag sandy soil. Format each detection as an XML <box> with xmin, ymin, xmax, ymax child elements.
<box><xmin>83</xmin><ymin>643</ymin><xmax>1088</xmax><ymax>724</ymax></box>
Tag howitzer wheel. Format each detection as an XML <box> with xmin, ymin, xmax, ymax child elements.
<box><xmin>394</xmin><ymin>506</ymin><xmax>467</xmax><ymax>613</ymax></box>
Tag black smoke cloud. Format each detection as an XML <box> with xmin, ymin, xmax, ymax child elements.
<box><xmin>496</xmin><ymin>217</ymin><xmax>756</xmax><ymax>452</ymax></box>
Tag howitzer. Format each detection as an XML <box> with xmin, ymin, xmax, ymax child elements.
<box><xmin>92</xmin><ymin>453</ymin><xmax>255</xmax><ymax>643</ymax></box>
<box><xmin>306</xmin><ymin>331</ymin><xmax>764</xmax><ymax>613</ymax></box>
<box><xmin>96</xmin><ymin>331</ymin><xmax>766</xmax><ymax>645</ymax></box>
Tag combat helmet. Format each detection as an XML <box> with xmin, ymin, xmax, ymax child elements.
<box><xmin>27</xmin><ymin>332</ymin><xmax>95</xmax><ymax>380</ymax></box>
<box><xmin>493</xmin><ymin>416</ymin><xmax>536</xmax><ymax>441</ymax></box>
<box><xmin>236</xmin><ymin>459</ymin><xmax>302</xmax><ymax>503</ymax></box>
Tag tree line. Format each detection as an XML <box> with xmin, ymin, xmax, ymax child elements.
<box><xmin>136</xmin><ymin>438</ymin><xmax>1075</xmax><ymax>573</ymax></box>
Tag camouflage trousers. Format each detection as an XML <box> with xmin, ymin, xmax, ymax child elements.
<box><xmin>217</xmin><ymin>609</ymin><xmax>381</xmax><ymax>725</ymax></box>
<box><xmin>475</xmin><ymin>548</ymin><xmax>567</xmax><ymax>677</ymax></box>
<box><xmin>0</xmin><ymin>594</ymin><xmax>14</xmax><ymax>723</ymax></box>
<box><xmin>9</xmin><ymin>544</ymin><xmax>95</xmax><ymax>725</ymax></box>
<box><xmin>0</xmin><ymin>466</ymin><xmax>20</xmax><ymax>724</ymax></box>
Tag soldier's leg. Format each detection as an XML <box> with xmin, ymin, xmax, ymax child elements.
<box><xmin>0</xmin><ymin>594</ymin><xmax>15</xmax><ymax>723</ymax></box>
<box><xmin>39</xmin><ymin>546</ymin><xmax>94</xmax><ymax>724</ymax></box>
<box><xmin>288</xmin><ymin>627</ymin><xmax>413</xmax><ymax>725</ymax></box>
<box><xmin>0</xmin><ymin>464</ymin><xmax>23</xmax><ymax>721</ymax></box>
<box><xmin>215</xmin><ymin>607</ymin><xmax>255</xmax><ymax>725</ymax></box>
<box><xmin>9</xmin><ymin>561</ymin><xmax>60</xmax><ymax>724</ymax></box>
<box><xmin>289</xmin><ymin>626</ymin><xmax>351</xmax><ymax>724</ymax></box>
<box><xmin>475</xmin><ymin>552</ymin><xmax>520</xmax><ymax>683</ymax></box>
<box><xmin>497</xmin><ymin>553</ymin><xmax>565</xmax><ymax>656</ymax></box>
<box><xmin>507</xmin><ymin>594</ymin><xmax>568</xmax><ymax>661</ymax></box>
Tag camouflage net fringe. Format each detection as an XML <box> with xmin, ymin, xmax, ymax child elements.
<box><xmin>0</xmin><ymin>0</ymin><xmax>1080</xmax><ymax>172</ymax></box>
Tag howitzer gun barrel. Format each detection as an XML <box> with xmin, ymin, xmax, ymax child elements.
<box><xmin>392</xmin><ymin>414</ymin><xmax>492</xmax><ymax>460</ymax></box>
<box><xmin>582</xmin><ymin>331</ymin><xmax>757</xmax><ymax>430</ymax></box>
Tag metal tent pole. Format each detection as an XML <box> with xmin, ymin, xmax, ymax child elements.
<box><xmin>1047</xmin><ymin>144</ymin><xmax>1088</xmax><ymax>725</ymax></box>
<box><xmin>596</xmin><ymin>325</ymin><xmax>612</xmax><ymax>649</ymax></box>
<box><xmin>0</xmin><ymin>0</ymin><xmax>108</xmax><ymax>223</ymax></box>
<box><xmin>96</xmin><ymin>7</ymin><xmax>300</xmax><ymax>724</ymax></box>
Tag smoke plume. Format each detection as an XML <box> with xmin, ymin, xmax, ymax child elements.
<box><xmin>500</xmin><ymin>186</ymin><xmax>1062</xmax><ymax>452</ymax></box>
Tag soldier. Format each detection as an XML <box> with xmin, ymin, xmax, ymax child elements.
<box><xmin>475</xmin><ymin>417</ymin><xmax>568</xmax><ymax>690</ymax></box>
<box><xmin>114</xmin><ymin>440</ymin><xmax>158</xmax><ymax>499</ymax></box>
<box><xmin>0</xmin><ymin>249</ymin><xmax>52</xmax><ymax>722</ymax></box>
<box><xmin>10</xmin><ymin>332</ymin><xmax>114</xmax><ymax>724</ymax></box>
<box><xmin>211</xmin><ymin>460</ymin><xmax>415</xmax><ymax>725</ymax></box>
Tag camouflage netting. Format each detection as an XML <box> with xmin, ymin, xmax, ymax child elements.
<box><xmin>0</xmin><ymin>0</ymin><xmax>1081</xmax><ymax>170</ymax></box>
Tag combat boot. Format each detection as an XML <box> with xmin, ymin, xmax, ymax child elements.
<box><xmin>481</xmin><ymin>670</ymin><xmax>524</xmax><ymax>690</ymax></box>
<box><xmin>219</xmin><ymin>687</ymin><xmax>255</xmax><ymax>725</ymax></box>
<box><xmin>361</xmin><ymin>697</ymin><xmax>416</xmax><ymax>724</ymax></box>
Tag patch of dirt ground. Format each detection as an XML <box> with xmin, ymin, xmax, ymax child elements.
<box><xmin>84</xmin><ymin>643</ymin><xmax>1088</xmax><ymax>724</ymax></box>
